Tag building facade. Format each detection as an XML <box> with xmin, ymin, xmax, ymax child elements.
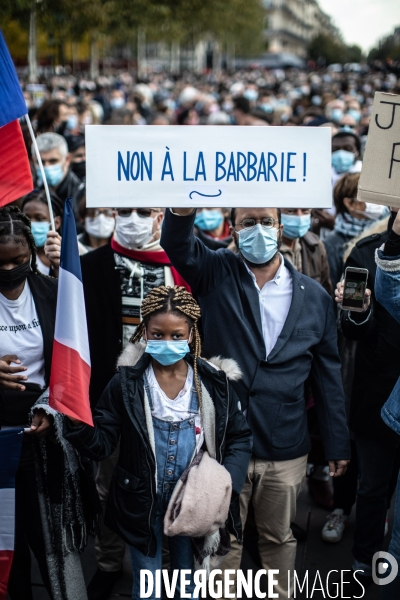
<box><xmin>263</xmin><ymin>0</ymin><xmax>339</xmax><ymax>58</ymax></box>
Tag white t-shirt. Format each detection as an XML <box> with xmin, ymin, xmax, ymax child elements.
<box><xmin>0</xmin><ymin>281</ymin><xmax>45</xmax><ymax>388</ymax></box>
<box><xmin>146</xmin><ymin>362</ymin><xmax>203</xmax><ymax>447</ymax></box>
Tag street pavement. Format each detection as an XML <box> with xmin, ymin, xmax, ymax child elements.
<box><xmin>29</xmin><ymin>482</ymin><xmax>390</xmax><ymax>599</ymax></box>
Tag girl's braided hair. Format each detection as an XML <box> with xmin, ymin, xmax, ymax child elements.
<box><xmin>130</xmin><ymin>286</ymin><xmax>203</xmax><ymax>408</ymax></box>
<box><xmin>0</xmin><ymin>205</ymin><xmax>41</xmax><ymax>275</ymax></box>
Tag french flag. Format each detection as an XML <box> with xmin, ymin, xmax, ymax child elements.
<box><xmin>0</xmin><ymin>30</ymin><xmax>33</xmax><ymax>206</ymax></box>
<box><xmin>49</xmin><ymin>198</ymin><xmax>93</xmax><ymax>426</ymax></box>
<box><xmin>0</xmin><ymin>428</ymin><xmax>23</xmax><ymax>599</ymax></box>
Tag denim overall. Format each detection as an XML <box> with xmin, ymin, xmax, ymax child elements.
<box><xmin>129</xmin><ymin>373</ymin><xmax>198</xmax><ymax>600</ymax></box>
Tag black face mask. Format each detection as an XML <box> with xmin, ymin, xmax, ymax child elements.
<box><xmin>55</xmin><ymin>120</ymin><xmax>68</xmax><ymax>136</ymax></box>
<box><xmin>71</xmin><ymin>160</ymin><xmax>86</xmax><ymax>180</ymax></box>
<box><xmin>388</xmin><ymin>211</ymin><xmax>398</xmax><ymax>232</ymax></box>
<box><xmin>0</xmin><ymin>260</ymin><xmax>31</xmax><ymax>291</ymax></box>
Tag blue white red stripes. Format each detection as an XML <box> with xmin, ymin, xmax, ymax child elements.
<box><xmin>49</xmin><ymin>198</ymin><xmax>93</xmax><ymax>426</ymax></box>
<box><xmin>0</xmin><ymin>31</ymin><xmax>33</xmax><ymax>206</ymax></box>
<box><xmin>0</xmin><ymin>428</ymin><xmax>23</xmax><ymax>600</ymax></box>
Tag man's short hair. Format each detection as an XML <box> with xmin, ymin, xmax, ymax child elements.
<box><xmin>35</xmin><ymin>132</ymin><xmax>68</xmax><ymax>160</ymax></box>
<box><xmin>231</xmin><ymin>207</ymin><xmax>281</xmax><ymax>226</ymax></box>
<box><xmin>233</xmin><ymin>96</ymin><xmax>251</xmax><ymax>114</ymax></box>
<box><xmin>332</xmin><ymin>130</ymin><xmax>361</xmax><ymax>155</ymax></box>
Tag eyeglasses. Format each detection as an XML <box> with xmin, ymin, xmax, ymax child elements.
<box><xmin>117</xmin><ymin>208</ymin><xmax>159</xmax><ymax>218</ymax></box>
<box><xmin>88</xmin><ymin>209</ymin><xmax>114</xmax><ymax>218</ymax></box>
<box><xmin>235</xmin><ymin>218</ymin><xmax>279</xmax><ymax>231</ymax></box>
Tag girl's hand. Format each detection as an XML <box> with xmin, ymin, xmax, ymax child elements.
<box><xmin>26</xmin><ymin>408</ymin><xmax>53</xmax><ymax>437</ymax></box>
<box><xmin>335</xmin><ymin>281</ymin><xmax>371</xmax><ymax>312</ymax></box>
<box><xmin>0</xmin><ymin>354</ymin><xmax>28</xmax><ymax>391</ymax></box>
<box><xmin>44</xmin><ymin>231</ymin><xmax>61</xmax><ymax>275</ymax></box>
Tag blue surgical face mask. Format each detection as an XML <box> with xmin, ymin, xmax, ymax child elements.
<box><xmin>330</xmin><ymin>108</ymin><xmax>344</xmax><ymax>122</ymax></box>
<box><xmin>260</xmin><ymin>103</ymin><xmax>274</xmax><ymax>113</ymax></box>
<box><xmin>332</xmin><ymin>149</ymin><xmax>356</xmax><ymax>174</ymax></box>
<box><xmin>238</xmin><ymin>224</ymin><xmax>279</xmax><ymax>265</ymax></box>
<box><xmin>243</xmin><ymin>89</ymin><xmax>258</xmax><ymax>102</ymax></box>
<box><xmin>36</xmin><ymin>163</ymin><xmax>64</xmax><ymax>187</ymax></box>
<box><xmin>110</xmin><ymin>97</ymin><xmax>125</xmax><ymax>109</ymax></box>
<box><xmin>145</xmin><ymin>339</ymin><xmax>190</xmax><ymax>366</ymax></box>
<box><xmin>281</xmin><ymin>214</ymin><xmax>311</xmax><ymax>240</ymax></box>
<box><xmin>195</xmin><ymin>210</ymin><xmax>223</xmax><ymax>232</ymax></box>
<box><xmin>347</xmin><ymin>109</ymin><xmax>361</xmax><ymax>123</ymax></box>
<box><xmin>31</xmin><ymin>221</ymin><xmax>50</xmax><ymax>247</ymax></box>
<box><xmin>67</xmin><ymin>114</ymin><xmax>78</xmax><ymax>130</ymax></box>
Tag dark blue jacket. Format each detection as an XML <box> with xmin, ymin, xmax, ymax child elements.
<box><xmin>161</xmin><ymin>210</ymin><xmax>350</xmax><ymax>462</ymax></box>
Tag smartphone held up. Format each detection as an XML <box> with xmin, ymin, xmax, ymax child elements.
<box><xmin>340</xmin><ymin>267</ymin><xmax>369</xmax><ymax>312</ymax></box>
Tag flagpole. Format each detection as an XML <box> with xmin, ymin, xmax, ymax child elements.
<box><xmin>24</xmin><ymin>113</ymin><xmax>56</xmax><ymax>231</ymax></box>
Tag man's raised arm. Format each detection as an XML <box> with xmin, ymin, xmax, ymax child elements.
<box><xmin>161</xmin><ymin>208</ymin><xmax>229</xmax><ymax>296</ymax></box>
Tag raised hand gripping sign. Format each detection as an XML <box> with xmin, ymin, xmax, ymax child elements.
<box><xmin>86</xmin><ymin>125</ymin><xmax>332</xmax><ymax>208</ymax></box>
<box><xmin>358</xmin><ymin>92</ymin><xmax>400</xmax><ymax>208</ymax></box>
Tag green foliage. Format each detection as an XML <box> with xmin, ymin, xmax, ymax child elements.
<box><xmin>308</xmin><ymin>33</ymin><xmax>363</xmax><ymax>65</ymax></box>
<box><xmin>368</xmin><ymin>29</ymin><xmax>400</xmax><ymax>61</ymax></box>
<box><xmin>2</xmin><ymin>0</ymin><xmax>265</xmax><ymax>59</ymax></box>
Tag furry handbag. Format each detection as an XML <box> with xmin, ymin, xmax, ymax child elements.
<box><xmin>164</xmin><ymin>450</ymin><xmax>232</xmax><ymax>538</ymax></box>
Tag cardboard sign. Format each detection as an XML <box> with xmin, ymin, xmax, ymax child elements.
<box><xmin>358</xmin><ymin>92</ymin><xmax>400</xmax><ymax>208</ymax></box>
<box><xmin>86</xmin><ymin>125</ymin><xmax>332</xmax><ymax>208</ymax></box>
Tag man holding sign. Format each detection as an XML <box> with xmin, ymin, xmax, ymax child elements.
<box><xmin>160</xmin><ymin>206</ymin><xmax>350</xmax><ymax>598</ymax></box>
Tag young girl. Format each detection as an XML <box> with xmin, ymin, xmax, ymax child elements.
<box><xmin>21</xmin><ymin>189</ymin><xmax>63</xmax><ymax>276</ymax></box>
<box><xmin>64</xmin><ymin>285</ymin><xmax>252</xmax><ymax>599</ymax></box>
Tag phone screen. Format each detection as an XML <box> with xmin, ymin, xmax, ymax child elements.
<box><xmin>342</xmin><ymin>270</ymin><xmax>367</xmax><ymax>310</ymax></box>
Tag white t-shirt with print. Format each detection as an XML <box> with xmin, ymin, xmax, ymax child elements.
<box><xmin>0</xmin><ymin>281</ymin><xmax>45</xmax><ymax>388</ymax></box>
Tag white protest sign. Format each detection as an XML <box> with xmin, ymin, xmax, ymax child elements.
<box><xmin>358</xmin><ymin>92</ymin><xmax>400</xmax><ymax>208</ymax></box>
<box><xmin>86</xmin><ymin>125</ymin><xmax>332</xmax><ymax>208</ymax></box>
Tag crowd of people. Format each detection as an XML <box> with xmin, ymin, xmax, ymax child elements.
<box><xmin>1</xmin><ymin>63</ymin><xmax>400</xmax><ymax>600</ymax></box>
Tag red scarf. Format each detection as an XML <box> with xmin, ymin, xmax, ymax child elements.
<box><xmin>111</xmin><ymin>237</ymin><xmax>190</xmax><ymax>292</ymax></box>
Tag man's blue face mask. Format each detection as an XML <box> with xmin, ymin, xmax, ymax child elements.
<box><xmin>237</xmin><ymin>224</ymin><xmax>279</xmax><ymax>264</ymax></box>
<box><xmin>194</xmin><ymin>210</ymin><xmax>224</xmax><ymax>232</ymax></box>
<box><xmin>331</xmin><ymin>149</ymin><xmax>356</xmax><ymax>174</ymax></box>
<box><xmin>281</xmin><ymin>214</ymin><xmax>311</xmax><ymax>240</ymax></box>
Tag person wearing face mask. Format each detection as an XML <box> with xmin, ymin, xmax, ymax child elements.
<box><xmin>63</xmin><ymin>285</ymin><xmax>252</xmax><ymax>600</ymax></box>
<box><xmin>321</xmin><ymin>210</ymin><xmax>400</xmax><ymax>595</ymax></box>
<box><xmin>43</xmin><ymin>207</ymin><xmax>190</xmax><ymax>599</ymax></box>
<box><xmin>34</xmin><ymin>132</ymin><xmax>84</xmax><ymax>220</ymax></box>
<box><xmin>109</xmin><ymin>89</ymin><xmax>126</xmax><ymax>110</ymax></box>
<box><xmin>161</xmin><ymin>207</ymin><xmax>350</xmax><ymax>599</ymax></box>
<box><xmin>0</xmin><ymin>206</ymin><xmax>97</xmax><ymax>600</ymax></box>
<box><xmin>323</xmin><ymin>173</ymin><xmax>389</xmax><ymax>290</ymax></box>
<box><xmin>35</xmin><ymin>99</ymin><xmax>70</xmax><ymax>135</ymax></box>
<box><xmin>194</xmin><ymin>207</ymin><xmax>232</xmax><ymax>250</ymax></box>
<box><xmin>21</xmin><ymin>190</ymin><xmax>63</xmax><ymax>275</ymax></box>
<box><xmin>66</xmin><ymin>134</ymin><xmax>86</xmax><ymax>182</ymax></box>
<box><xmin>331</xmin><ymin>131</ymin><xmax>362</xmax><ymax>187</ymax></box>
<box><xmin>280</xmin><ymin>208</ymin><xmax>332</xmax><ymax>294</ymax></box>
<box><xmin>77</xmin><ymin>195</ymin><xmax>115</xmax><ymax>253</ymax></box>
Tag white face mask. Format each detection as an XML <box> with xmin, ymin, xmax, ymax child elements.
<box><xmin>114</xmin><ymin>211</ymin><xmax>156</xmax><ymax>249</ymax></box>
<box><xmin>85</xmin><ymin>214</ymin><xmax>115</xmax><ymax>239</ymax></box>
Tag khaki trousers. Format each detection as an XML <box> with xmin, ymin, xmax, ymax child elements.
<box><xmin>218</xmin><ymin>454</ymin><xmax>307</xmax><ymax>599</ymax></box>
<box><xmin>94</xmin><ymin>443</ymin><xmax>126</xmax><ymax>572</ymax></box>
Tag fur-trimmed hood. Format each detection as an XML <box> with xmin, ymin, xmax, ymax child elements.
<box><xmin>117</xmin><ymin>341</ymin><xmax>242</xmax><ymax>382</ymax></box>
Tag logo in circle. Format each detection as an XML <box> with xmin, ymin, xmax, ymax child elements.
<box><xmin>372</xmin><ymin>551</ymin><xmax>398</xmax><ymax>585</ymax></box>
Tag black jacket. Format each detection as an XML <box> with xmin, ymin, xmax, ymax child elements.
<box><xmin>340</xmin><ymin>231</ymin><xmax>400</xmax><ymax>446</ymax></box>
<box><xmin>0</xmin><ymin>272</ymin><xmax>57</xmax><ymax>435</ymax></box>
<box><xmin>81</xmin><ymin>244</ymin><xmax>123</xmax><ymax>408</ymax></box>
<box><xmin>194</xmin><ymin>224</ymin><xmax>232</xmax><ymax>251</ymax></box>
<box><xmin>64</xmin><ymin>351</ymin><xmax>252</xmax><ymax>556</ymax></box>
<box><xmin>27</xmin><ymin>272</ymin><xmax>58</xmax><ymax>385</ymax></box>
<box><xmin>323</xmin><ymin>230</ymin><xmax>353</xmax><ymax>289</ymax></box>
<box><xmin>161</xmin><ymin>210</ymin><xmax>350</xmax><ymax>462</ymax></box>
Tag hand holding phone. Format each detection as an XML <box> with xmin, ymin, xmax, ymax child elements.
<box><xmin>339</xmin><ymin>267</ymin><xmax>370</xmax><ymax>312</ymax></box>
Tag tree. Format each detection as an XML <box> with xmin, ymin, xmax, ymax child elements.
<box><xmin>308</xmin><ymin>33</ymin><xmax>364</xmax><ymax>65</ymax></box>
<box><xmin>368</xmin><ymin>28</ymin><xmax>400</xmax><ymax>62</ymax></box>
